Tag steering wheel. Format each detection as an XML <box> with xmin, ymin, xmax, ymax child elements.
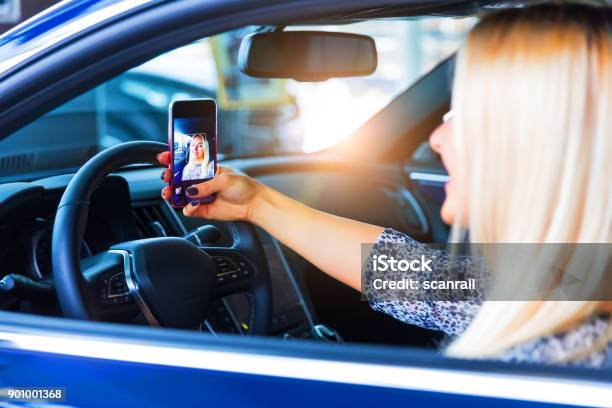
<box><xmin>51</xmin><ymin>141</ymin><xmax>272</xmax><ymax>334</ymax></box>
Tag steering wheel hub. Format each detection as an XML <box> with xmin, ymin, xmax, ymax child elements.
<box><xmin>111</xmin><ymin>237</ymin><xmax>216</xmax><ymax>328</ymax></box>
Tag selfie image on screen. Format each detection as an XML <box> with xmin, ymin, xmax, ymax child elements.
<box><xmin>173</xmin><ymin>118</ymin><xmax>216</xmax><ymax>183</ymax></box>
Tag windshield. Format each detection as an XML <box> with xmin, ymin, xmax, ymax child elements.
<box><xmin>0</xmin><ymin>18</ymin><xmax>474</xmax><ymax>181</ymax></box>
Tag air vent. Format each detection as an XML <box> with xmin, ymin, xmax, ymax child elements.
<box><xmin>132</xmin><ymin>202</ymin><xmax>181</xmax><ymax>238</ymax></box>
<box><xmin>0</xmin><ymin>153</ymin><xmax>35</xmax><ymax>170</ymax></box>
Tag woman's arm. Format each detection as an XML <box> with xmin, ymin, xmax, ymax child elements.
<box><xmin>159</xmin><ymin>155</ymin><xmax>383</xmax><ymax>291</ymax></box>
<box><xmin>180</xmin><ymin>171</ymin><xmax>485</xmax><ymax>335</ymax></box>
<box><xmin>159</xmin><ymin>156</ymin><xmax>487</xmax><ymax>336</ymax></box>
<box><xmin>250</xmin><ymin>184</ymin><xmax>384</xmax><ymax>291</ymax></box>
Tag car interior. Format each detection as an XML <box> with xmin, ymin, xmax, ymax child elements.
<box><xmin>0</xmin><ymin>1</ymin><xmax>588</xmax><ymax>358</ymax></box>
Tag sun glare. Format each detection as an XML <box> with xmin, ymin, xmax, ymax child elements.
<box><xmin>294</xmin><ymin>80</ymin><xmax>390</xmax><ymax>153</ymax></box>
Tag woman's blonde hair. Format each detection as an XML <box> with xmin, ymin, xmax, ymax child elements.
<box><xmin>445</xmin><ymin>4</ymin><xmax>611</xmax><ymax>359</ymax></box>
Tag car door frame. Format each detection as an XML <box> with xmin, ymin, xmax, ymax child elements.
<box><xmin>1</xmin><ymin>312</ymin><xmax>610</xmax><ymax>407</ymax></box>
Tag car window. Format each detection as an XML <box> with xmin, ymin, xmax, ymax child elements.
<box><xmin>0</xmin><ymin>18</ymin><xmax>474</xmax><ymax>180</ymax></box>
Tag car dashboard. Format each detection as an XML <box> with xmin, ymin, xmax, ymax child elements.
<box><xmin>0</xmin><ymin>166</ymin><xmax>315</xmax><ymax>339</ymax></box>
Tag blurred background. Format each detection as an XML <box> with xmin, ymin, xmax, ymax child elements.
<box><xmin>0</xmin><ymin>0</ymin><xmax>475</xmax><ymax>179</ymax></box>
<box><xmin>120</xmin><ymin>19</ymin><xmax>474</xmax><ymax>156</ymax></box>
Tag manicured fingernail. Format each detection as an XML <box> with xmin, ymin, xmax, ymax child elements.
<box><xmin>186</xmin><ymin>187</ymin><xmax>199</xmax><ymax>196</ymax></box>
<box><xmin>190</xmin><ymin>200</ymin><xmax>200</xmax><ymax>207</ymax></box>
<box><xmin>160</xmin><ymin>173</ymin><xmax>165</xmax><ymax>180</ymax></box>
<box><xmin>156</xmin><ymin>153</ymin><xmax>162</xmax><ymax>162</ymax></box>
<box><xmin>200</xmin><ymin>195</ymin><xmax>216</xmax><ymax>204</ymax></box>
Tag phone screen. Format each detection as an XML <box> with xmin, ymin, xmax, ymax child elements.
<box><xmin>169</xmin><ymin>99</ymin><xmax>217</xmax><ymax>207</ymax></box>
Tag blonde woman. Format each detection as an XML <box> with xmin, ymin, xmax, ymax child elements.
<box><xmin>182</xmin><ymin>133</ymin><xmax>214</xmax><ymax>181</ymax></box>
<box><xmin>160</xmin><ymin>4</ymin><xmax>611</xmax><ymax>366</ymax></box>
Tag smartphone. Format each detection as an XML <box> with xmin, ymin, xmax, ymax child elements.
<box><xmin>168</xmin><ymin>99</ymin><xmax>218</xmax><ymax>207</ymax></box>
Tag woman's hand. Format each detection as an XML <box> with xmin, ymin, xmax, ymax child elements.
<box><xmin>158</xmin><ymin>151</ymin><xmax>263</xmax><ymax>222</ymax></box>
<box><xmin>157</xmin><ymin>150</ymin><xmax>383</xmax><ymax>292</ymax></box>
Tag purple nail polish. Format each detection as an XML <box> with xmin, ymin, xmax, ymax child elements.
<box><xmin>200</xmin><ymin>194</ymin><xmax>216</xmax><ymax>204</ymax></box>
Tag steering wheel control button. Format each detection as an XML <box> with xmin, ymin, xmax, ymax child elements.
<box><xmin>100</xmin><ymin>272</ymin><xmax>132</xmax><ymax>306</ymax></box>
<box><xmin>109</xmin><ymin>273</ymin><xmax>128</xmax><ymax>296</ymax></box>
<box><xmin>213</xmin><ymin>256</ymin><xmax>238</xmax><ymax>274</ymax></box>
<box><xmin>212</xmin><ymin>254</ymin><xmax>254</xmax><ymax>286</ymax></box>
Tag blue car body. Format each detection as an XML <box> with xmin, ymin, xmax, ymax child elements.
<box><xmin>0</xmin><ymin>1</ymin><xmax>610</xmax><ymax>407</ymax></box>
<box><xmin>0</xmin><ymin>0</ymin><xmax>151</xmax><ymax>78</ymax></box>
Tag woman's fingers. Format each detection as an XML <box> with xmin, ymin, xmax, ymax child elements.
<box><xmin>161</xmin><ymin>169</ymin><xmax>171</xmax><ymax>182</ymax></box>
<box><xmin>182</xmin><ymin>200</ymin><xmax>203</xmax><ymax>217</ymax></box>
<box><xmin>157</xmin><ymin>151</ymin><xmax>170</xmax><ymax>166</ymax></box>
<box><xmin>159</xmin><ymin>154</ymin><xmax>236</xmax><ymax>209</ymax></box>
<box><xmin>158</xmin><ymin>151</ymin><xmax>171</xmax><ymax>199</ymax></box>
<box><xmin>161</xmin><ymin>185</ymin><xmax>171</xmax><ymax>200</ymax></box>
<box><xmin>216</xmin><ymin>165</ymin><xmax>234</xmax><ymax>175</ymax></box>
<box><xmin>185</xmin><ymin>174</ymin><xmax>228</xmax><ymax>199</ymax></box>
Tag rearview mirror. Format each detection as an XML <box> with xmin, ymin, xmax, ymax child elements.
<box><xmin>238</xmin><ymin>31</ymin><xmax>377</xmax><ymax>82</ymax></box>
